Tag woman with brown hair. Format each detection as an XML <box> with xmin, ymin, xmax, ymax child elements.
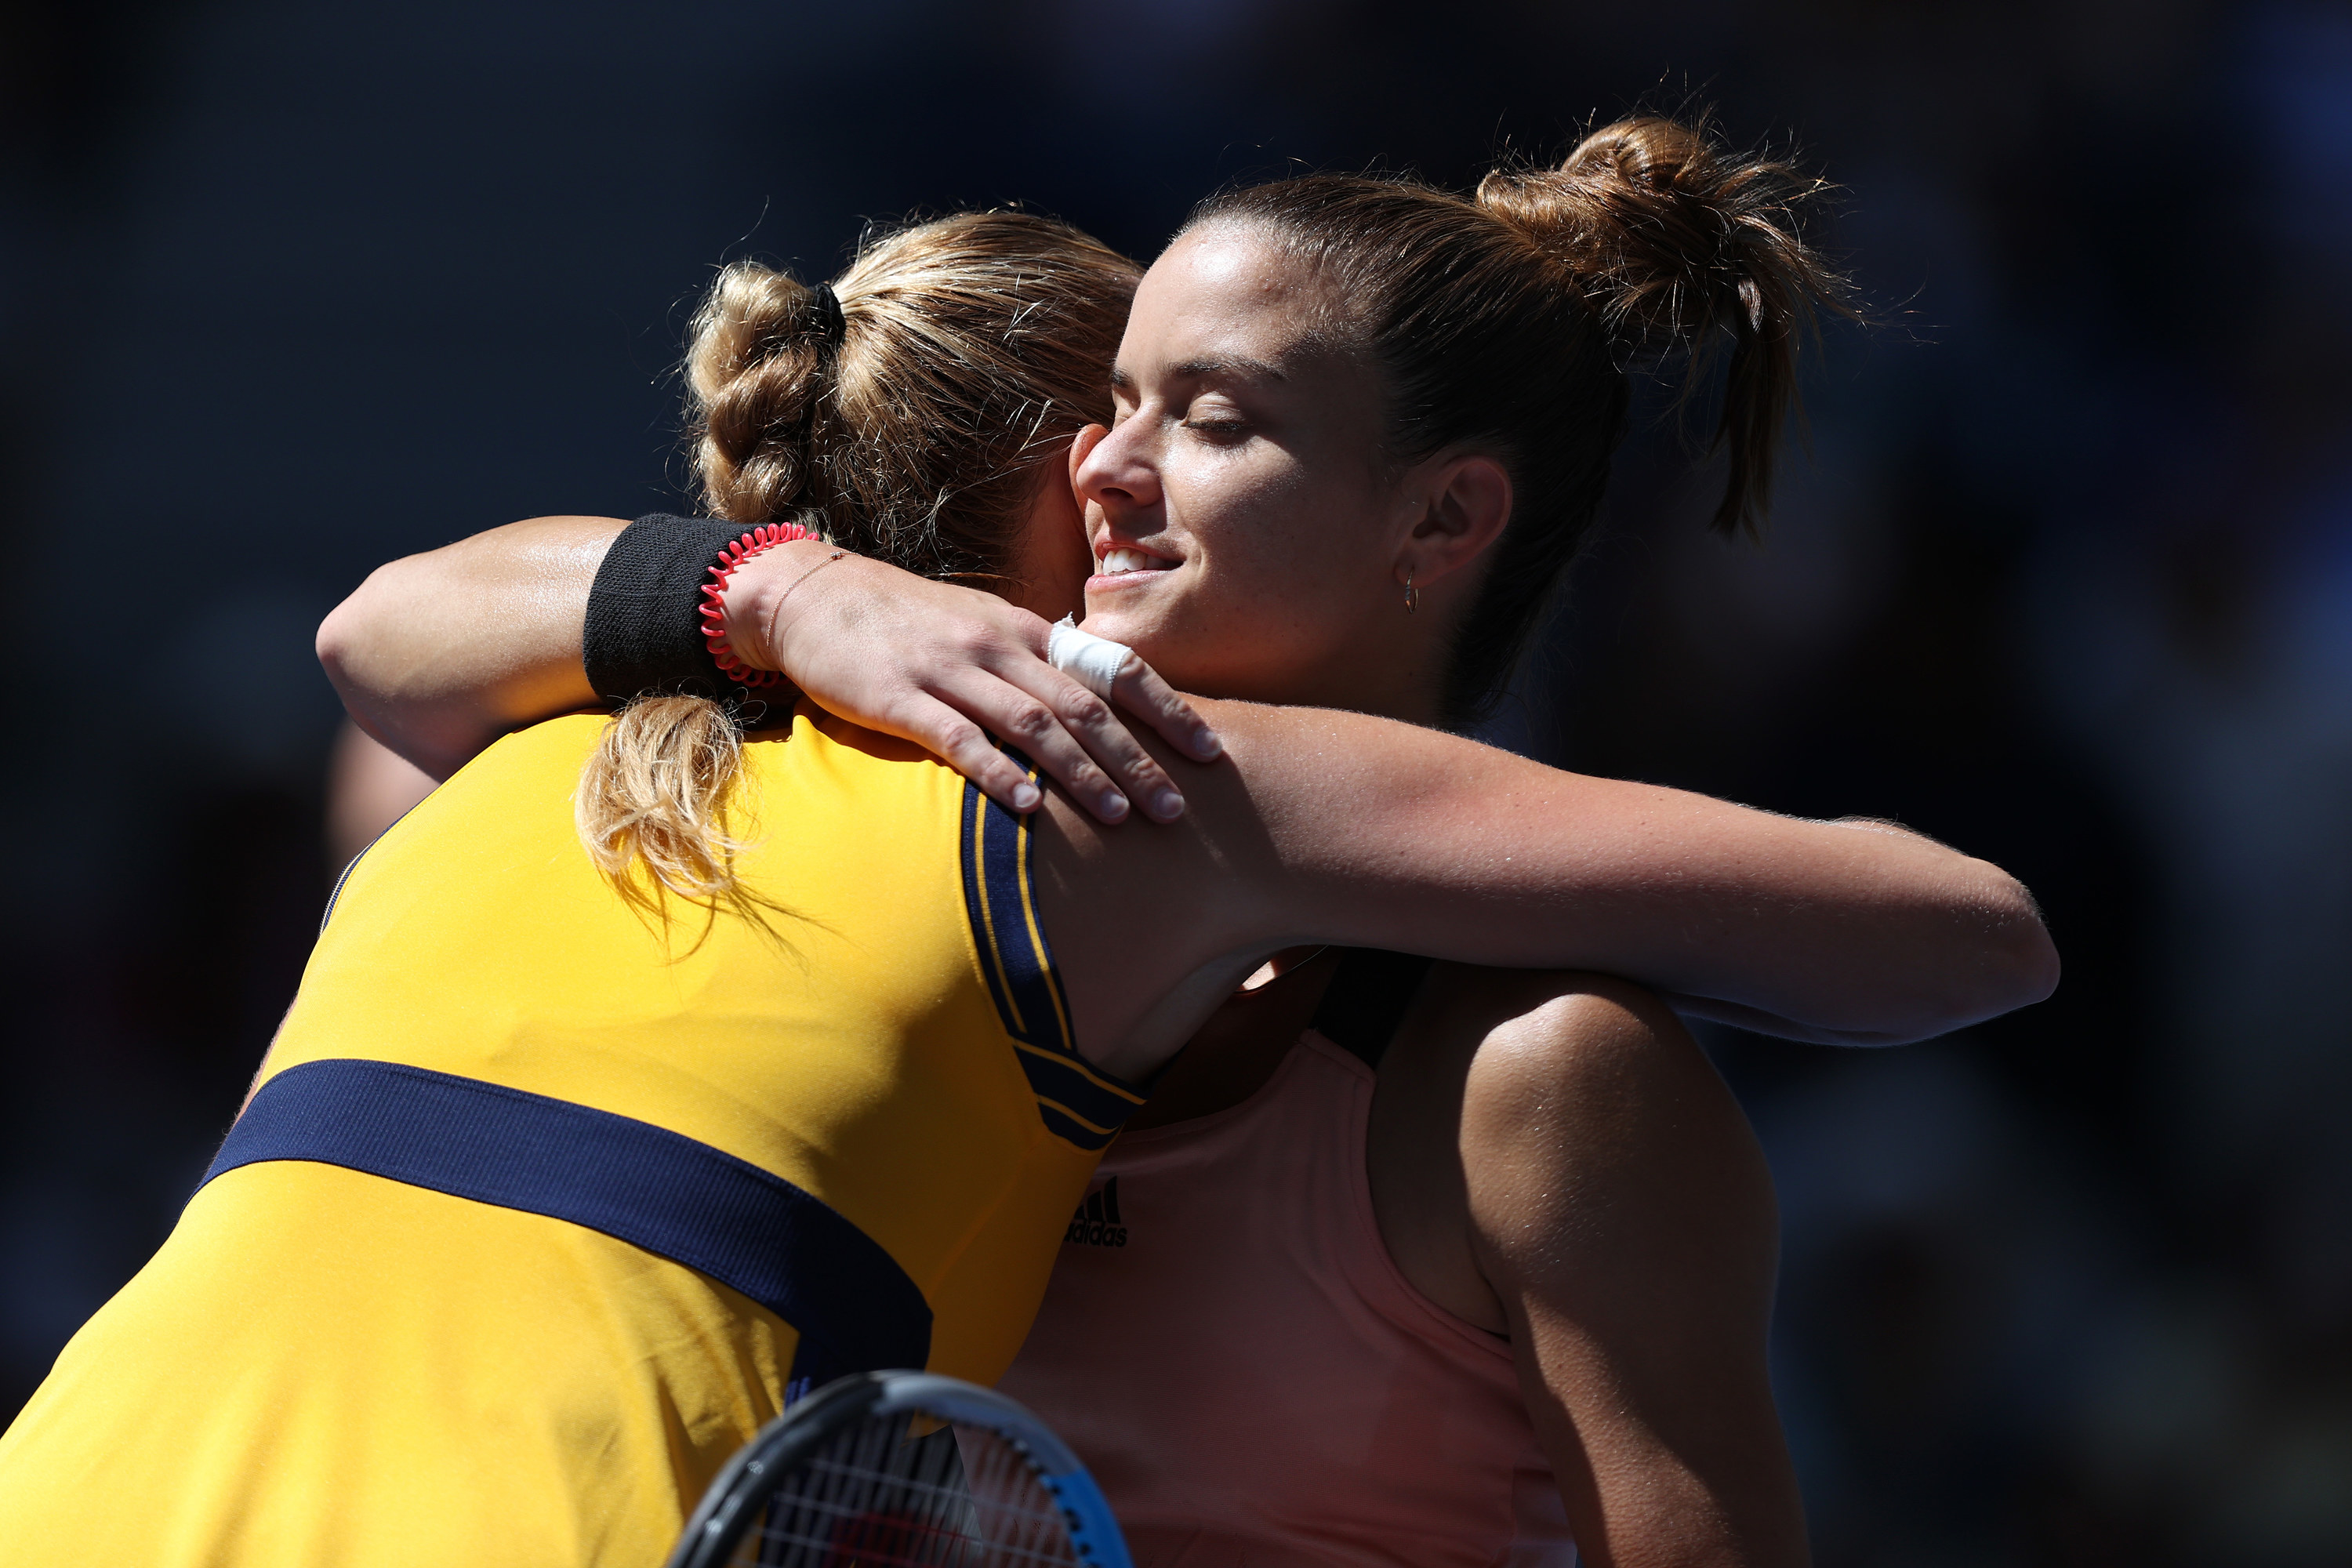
<box><xmin>160</xmin><ymin>129</ymin><xmax>2037</xmax><ymax>1568</ymax></box>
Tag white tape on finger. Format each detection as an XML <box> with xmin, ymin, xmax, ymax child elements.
<box><xmin>1047</xmin><ymin>615</ymin><xmax>1134</xmax><ymax>702</ymax></box>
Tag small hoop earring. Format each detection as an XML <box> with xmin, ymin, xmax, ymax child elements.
<box><xmin>1403</xmin><ymin>568</ymin><xmax>1419</xmax><ymax>614</ymax></box>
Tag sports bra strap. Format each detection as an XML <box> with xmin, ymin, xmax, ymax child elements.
<box><xmin>1308</xmin><ymin>949</ymin><xmax>1435</xmax><ymax>1071</ymax></box>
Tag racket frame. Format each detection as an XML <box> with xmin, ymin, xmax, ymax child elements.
<box><xmin>666</xmin><ymin>1370</ymin><xmax>1131</xmax><ymax>1568</ymax></box>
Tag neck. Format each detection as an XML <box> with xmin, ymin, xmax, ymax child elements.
<box><xmin>1181</xmin><ymin>630</ymin><xmax>1447</xmax><ymax>728</ymax></box>
<box><xmin>1317</xmin><ymin>554</ymin><xmax>1486</xmax><ymax>728</ymax></box>
<box><xmin>1315</xmin><ymin>659</ymin><xmax>1447</xmax><ymax>729</ymax></box>
<box><xmin>1302</xmin><ymin>605</ymin><xmax>1454</xmax><ymax>729</ymax></box>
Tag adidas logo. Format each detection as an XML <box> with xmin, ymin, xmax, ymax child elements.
<box><xmin>1065</xmin><ymin>1177</ymin><xmax>1129</xmax><ymax>1248</ymax></box>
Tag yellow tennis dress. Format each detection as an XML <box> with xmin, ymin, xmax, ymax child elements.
<box><xmin>0</xmin><ymin>706</ymin><xmax>1142</xmax><ymax>1567</ymax></box>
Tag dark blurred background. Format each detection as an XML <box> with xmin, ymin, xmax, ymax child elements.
<box><xmin>4</xmin><ymin>2</ymin><xmax>2348</xmax><ymax>1563</ymax></box>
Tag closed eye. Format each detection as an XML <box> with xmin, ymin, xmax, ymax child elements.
<box><xmin>1181</xmin><ymin>415</ymin><xmax>1250</xmax><ymax>444</ymax></box>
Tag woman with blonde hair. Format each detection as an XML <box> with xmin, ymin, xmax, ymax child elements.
<box><xmin>1</xmin><ymin>148</ymin><xmax>2047</xmax><ymax>1568</ymax></box>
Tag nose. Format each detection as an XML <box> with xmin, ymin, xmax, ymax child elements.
<box><xmin>1071</xmin><ymin>419</ymin><xmax>1162</xmax><ymax>523</ymax></box>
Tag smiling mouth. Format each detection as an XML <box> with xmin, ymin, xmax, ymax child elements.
<box><xmin>1097</xmin><ymin>547</ymin><xmax>1175</xmax><ymax>576</ymax></box>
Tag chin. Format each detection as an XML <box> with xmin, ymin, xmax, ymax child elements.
<box><xmin>1081</xmin><ymin>593</ymin><xmax>1225</xmax><ymax>692</ymax></box>
<box><xmin>1082</xmin><ymin>608</ymin><xmax>1173</xmax><ymax>670</ymax></box>
<box><xmin>1076</xmin><ymin>600</ymin><xmax>1141</xmax><ymax>639</ymax></box>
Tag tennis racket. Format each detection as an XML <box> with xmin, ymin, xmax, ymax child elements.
<box><xmin>665</xmin><ymin>1370</ymin><xmax>1133</xmax><ymax>1568</ymax></box>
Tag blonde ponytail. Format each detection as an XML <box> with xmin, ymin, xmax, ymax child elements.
<box><xmin>574</xmin><ymin>261</ymin><xmax>838</xmax><ymax>941</ymax></box>
<box><xmin>574</xmin><ymin>212</ymin><xmax>1140</xmax><ymax>934</ymax></box>
<box><xmin>574</xmin><ymin>695</ymin><xmax>777</xmax><ymax>942</ymax></box>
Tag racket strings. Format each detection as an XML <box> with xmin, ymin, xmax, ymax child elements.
<box><xmin>731</xmin><ymin>1417</ymin><xmax>1083</xmax><ymax>1566</ymax></box>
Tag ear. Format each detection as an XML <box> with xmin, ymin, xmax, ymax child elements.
<box><xmin>1396</xmin><ymin>452</ymin><xmax>1512</xmax><ymax>589</ymax></box>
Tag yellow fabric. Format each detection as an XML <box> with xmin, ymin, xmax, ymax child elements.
<box><xmin>0</xmin><ymin>708</ymin><xmax>1111</xmax><ymax>1566</ymax></box>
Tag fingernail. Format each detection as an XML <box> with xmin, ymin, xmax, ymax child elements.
<box><xmin>1195</xmin><ymin>731</ymin><xmax>1223</xmax><ymax>759</ymax></box>
<box><xmin>1153</xmin><ymin>790</ymin><xmax>1185</xmax><ymax>820</ymax></box>
<box><xmin>1102</xmin><ymin>793</ymin><xmax>1130</xmax><ymax>822</ymax></box>
<box><xmin>1012</xmin><ymin>782</ymin><xmax>1040</xmax><ymax>811</ymax></box>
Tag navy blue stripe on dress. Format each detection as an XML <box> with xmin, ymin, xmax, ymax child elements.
<box><xmin>959</xmin><ymin>750</ymin><xmax>1145</xmax><ymax>1151</ymax></box>
<box><xmin>959</xmin><ymin>751</ymin><xmax>1073</xmax><ymax>1056</ymax></box>
<box><xmin>205</xmin><ymin>1058</ymin><xmax>931</xmax><ymax>1397</ymax></box>
<box><xmin>1014</xmin><ymin>1047</ymin><xmax>1134</xmax><ymax>1152</ymax></box>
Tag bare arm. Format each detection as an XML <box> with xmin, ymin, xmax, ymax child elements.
<box><xmin>317</xmin><ymin>517</ymin><xmax>1218</xmax><ymax>818</ymax></box>
<box><xmin>1459</xmin><ymin>976</ymin><xmax>1808</xmax><ymax>1568</ymax></box>
<box><xmin>318</xmin><ymin>515</ymin><xmax>614</xmax><ymax>779</ymax></box>
<box><xmin>1033</xmin><ymin>699</ymin><xmax>2058</xmax><ymax>1078</ymax></box>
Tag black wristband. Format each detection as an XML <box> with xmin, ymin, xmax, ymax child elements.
<box><xmin>583</xmin><ymin>514</ymin><xmax>742</xmax><ymax>702</ymax></box>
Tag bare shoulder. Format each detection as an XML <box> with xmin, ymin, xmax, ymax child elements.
<box><xmin>1367</xmin><ymin>967</ymin><xmax>1677</xmax><ymax>1333</ymax></box>
<box><xmin>1367</xmin><ymin>963</ymin><xmax>1784</xmax><ymax>1350</ymax></box>
<box><xmin>1377</xmin><ymin>967</ymin><xmax>1680</xmax><ymax>1137</ymax></box>
<box><xmin>1403</xmin><ymin>971</ymin><xmax>1807</xmax><ymax>1567</ymax></box>
<box><xmin>1449</xmin><ymin>970</ymin><xmax>1706</xmax><ymax>1140</ymax></box>
<box><xmin>1445</xmin><ymin>968</ymin><xmax>1773</xmax><ymax>1250</ymax></box>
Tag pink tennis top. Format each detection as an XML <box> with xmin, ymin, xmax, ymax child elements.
<box><xmin>999</xmin><ymin>967</ymin><xmax>1577</xmax><ymax>1568</ymax></box>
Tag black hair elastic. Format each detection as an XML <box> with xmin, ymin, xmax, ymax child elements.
<box><xmin>806</xmin><ymin>281</ymin><xmax>846</xmax><ymax>347</ymax></box>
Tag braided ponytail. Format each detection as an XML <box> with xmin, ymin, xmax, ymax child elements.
<box><xmin>689</xmin><ymin>265</ymin><xmax>847</xmax><ymax>525</ymax></box>
<box><xmin>576</xmin><ymin>213</ymin><xmax>1140</xmax><ymax>938</ymax></box>
<box><xmin>1186</xmin><ymin>115</ymin><xmax>1856</xmax><ymax>721</ymax></box>
<box><xmin>572</xmin><ymin>265</ymin><xmax>840</xmax><ymax>942</ymax></box>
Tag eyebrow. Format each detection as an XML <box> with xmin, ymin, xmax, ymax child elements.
<box><xmin>1108</xmin><ymin>356</ymin><xmax>1289</xmax><ymax>394</ymax></box>
<box><xmin>1174</xmin><ymin>355</ymin><xmax>1287</xmax><ymax>383</ymax></box>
